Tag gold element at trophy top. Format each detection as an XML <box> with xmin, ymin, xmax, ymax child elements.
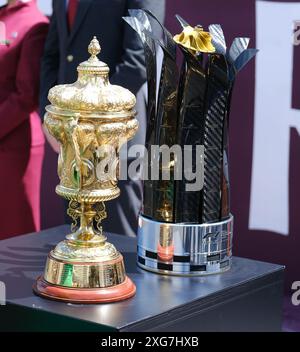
<box><xmin>173</xmin><ymin>25</ymin><xmax>215</xmax><ymax>54</ymax></box>
<box><xmin>88</xmin><ymin>36</ymin><xmax>101</xmax><ymax>58</ymax></box>
<box><xmin>47</xmin><ymin>37</ymin><xmax>136</xmax><ymax>113</ymax></box>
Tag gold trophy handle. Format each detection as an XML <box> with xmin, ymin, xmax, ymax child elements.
<box><xmin>67</xmin><ymin>116</ymin><xmax>83</xmax><ymax>188</ymax></box>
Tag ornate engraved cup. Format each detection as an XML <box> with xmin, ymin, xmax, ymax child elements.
<box><xmin>33</xmin><ymin>37</ymin><xmax>138</xmax><ymax>303</ymax></box>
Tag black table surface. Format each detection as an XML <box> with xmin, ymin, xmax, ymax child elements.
<box><xmin>0</xmin><ymin>225</ymin><xmax>284</xmax><ymax>331</ymax></box>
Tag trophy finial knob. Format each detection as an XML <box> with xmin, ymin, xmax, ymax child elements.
<box><xmin>88</xmin><ymin>36</ymin><xmax>101</xmax><ymax>58</ymax></box>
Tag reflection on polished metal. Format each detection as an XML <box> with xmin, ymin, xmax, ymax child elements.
<box><xmin>33</xmin><ymin>37</ymin><xmax>137</xmax><ymax>303</ymax></box>
<box><xmin>175</xmin><ymin>42</ymin><xmax>208</xmax><ymax>223</ymax></box>
<box><xmin>128</xmin><ymin>9</ymin><xmax>179</xmax><ymax>222</ymax></box>
<box><xmin>137</xmin><ymin>215</ymin><xmax>234</xmax><ymax>276</ymax></box>
<box><xmin>123</xmin><ymin>10</ymin><xmax>157</xmax><ymax>219</ymax></box>
<box><xmin>144</xmin><ymin>10</ymin><xmax>179</xmax><ymax>223</ymax></box>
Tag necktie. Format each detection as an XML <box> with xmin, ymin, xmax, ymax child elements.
<box><xmin>68</xmin><ymin>0</ymin><xmax>79</xmax><ymax>31</ymax></box>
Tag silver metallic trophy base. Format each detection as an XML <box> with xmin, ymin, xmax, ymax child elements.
<box><xmin>137</xmin><ymin>214</ymin><xmax>234</xmax><ymax>276</ymax></box>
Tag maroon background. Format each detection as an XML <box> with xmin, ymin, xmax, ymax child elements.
<box><xmin>41</xmin><ymin>0</ymin><xmax>300</xmax><ymax>293</ymax></box>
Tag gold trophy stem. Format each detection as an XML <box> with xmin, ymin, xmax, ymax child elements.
<box><xmin>66</xmin><ymin>201</ymin><xmax>107</xmax><ymax>244</ymax></box>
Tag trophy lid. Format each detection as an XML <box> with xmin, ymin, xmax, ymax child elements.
<box><xmin>47</xmin><ymin>37</ymin><xmax>136</xmax><ymax>115</ymax></box>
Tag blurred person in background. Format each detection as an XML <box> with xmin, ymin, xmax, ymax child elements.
<box><xmin>0</xmin><ymin>0</ymin><xmax>48</xmax><ymax>239</ymax></box>
<box><xmin>40</xmin><ymin>0</ymin><xmax>165</xmax><ymax>237</ymax></box>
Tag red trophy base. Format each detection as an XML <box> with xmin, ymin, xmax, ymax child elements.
<box><xmin>33</xmin><ymin>276</ymin><xmax>136</xmax><ymax>304</ymax></box>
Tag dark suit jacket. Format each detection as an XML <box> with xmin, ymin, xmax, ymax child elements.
<box><xmin>39</xmin><ymin>0</ymin><xmax>165</xmax><ymax>118</ymax></box>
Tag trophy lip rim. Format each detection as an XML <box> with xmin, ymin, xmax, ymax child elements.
<box><xmin>45</xmin><ymin>105</ymin><xmax>137</xmax><ymax>120</ymax></box>
<box><xmin>47</xmin><ymin>250</ymin><xmax>124</xmax><ymax>265</ymax></box>
<box><xmin>138</xmin><ymin>213</ymin><xmax>234</xmax><ymax>228</ymax></box>
<box><xmin>55</xmin><ymin>185</ymin><xmax>120</xmax><ymax>203</ymax></box>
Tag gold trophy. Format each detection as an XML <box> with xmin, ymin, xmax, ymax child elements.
<box><xmin>33</xmin><ymin>37</ymin><xmax>137</xmax><ymax>303</ymax></box>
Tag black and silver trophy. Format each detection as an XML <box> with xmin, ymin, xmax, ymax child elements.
<box><xmin>124</xmin><ymin>11</ymin><xmax>257</xmax><ymax>275</ymax></box>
